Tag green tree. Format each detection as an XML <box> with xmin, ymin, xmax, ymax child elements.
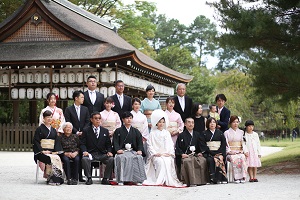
<box><xmin>187</xmin><ymin>15</ymin><xmax>218</xmax><ymax>66</ymax></box>
<box><xmin>155</xmin><ymin>45</ymin><xmax>196</xmax><ymax>72</ymax></box>
<box><xmin>0</xmin><ymin>0</ymin><xmax>23</xmax><ymax>23</ymax></box>
<box><xmin>186</xmin><ymin>67</ymin><xmax>216</xmax><ymax>104</ymax></box>
<box><xmin>210</xmin><ymin>0</ymin><xmax>300</xmax><ymax>102</ymax></box>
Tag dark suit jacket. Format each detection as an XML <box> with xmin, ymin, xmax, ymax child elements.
<box><xmin>83</xmin><ymin>90</ymin><xmax>104</xmax><ymax>116</ymax></box>
<box><xmin>80</xmin><ymin>126</ymin><xmax>112</xmax><ymax>154</ymax></box>
<box><xmin>111</xmin><ymin>94</ymin><xmax>132</xmax><ymax>120</ymax></box>
<box><xmin>217</xmin><ymin>106</ymin><xmax>230</xmax><ymax>133</ymax></box>
<box><xmin>64</xmin><ymin>105</ymin><xmax>90</xmax><ymax>134</ymax></box>
<box><xmin>173</xmin><ymin>95</ymin><xmax>193</xmax><ymax>122</ymax></box>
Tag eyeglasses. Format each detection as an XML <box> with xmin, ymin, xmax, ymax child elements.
<box><xmin>88</xmin><ymin>80</ymin><xmax>97</xmax><ymax>83</ymax></box>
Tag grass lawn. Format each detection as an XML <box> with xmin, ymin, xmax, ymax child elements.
<box><xmin>260</xmin><ymin>138</ymin><xmax>300</xmax><ymax>168</ymax></box>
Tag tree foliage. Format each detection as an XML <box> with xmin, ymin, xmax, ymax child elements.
<box><xmin>210</xmin><ymin>0</ymin><xmax>300</xmax><ymax>102</ymax></box>
<box><xmin>0</xmin><ymin>0</ymin><xmax>23</xmax><ymax>23</ymax></box>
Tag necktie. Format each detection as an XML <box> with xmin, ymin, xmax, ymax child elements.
<box><xmin>119</xmin><ymin>95</ymin><xmax>123</xmax><ymax>108</ymax></box>
<box><xmin>94</xmin><ymin>127</ymin><xmax>99</xmax><ymax>138</ymax></box>
<box><xmin>75</xmin><ymin>106</ymin><xmax>80</xmax><ymax>121</ymax></box>
<box><xmin>90</xmin><ymin>92</ymin><xmax>95</xmax><ymax>105</ymax></box>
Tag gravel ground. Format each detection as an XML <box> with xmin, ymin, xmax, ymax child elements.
<box><xmin>0</xmin><ymin>147</ymin><xmax>299</xmax><ymax>200</ymax></box>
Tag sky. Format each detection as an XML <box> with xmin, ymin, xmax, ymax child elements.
<box><xmin>122</xmin><ymin>0</ymin><xmax>219</xmax><ymax>69</ymax></box>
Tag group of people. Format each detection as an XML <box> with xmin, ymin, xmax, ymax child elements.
<box><xmin>33</xmin><ymin>75</ymin><xmax>262</xmax><ymax>187</ymax></box>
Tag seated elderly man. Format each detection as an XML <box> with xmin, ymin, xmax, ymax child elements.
<box><xmin>80</xmin><ymin>112</ymin><xmax>114</xmax><ymax>185</ymax></box>
<box><xmin>113</xmin><ymin>111</ymin><xmax>146</xmax><ymax>185</ymax></box>
<box><xmin>175</xmin><ymin>118</ymin><xmax>208</xmax><ymax>186</ymax></box>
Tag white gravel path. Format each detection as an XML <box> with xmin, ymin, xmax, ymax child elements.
<box><xmin>0</xmin><ymin>147</ymin><xmax>299</xmax><ymax>200</ymax></box>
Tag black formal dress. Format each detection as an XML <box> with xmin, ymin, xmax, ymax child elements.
<box><xmin>217</xmin><ymin>106</ymin><xmax>230</xmax><ymax>133</ymax></box>
<box><xmin>193</xmin><ymin>116</ymin><xmax>206</xmax><ymax>134</ymax></box>
<box><xmin>201</xmin><ymin>129</ymin><xmax>227</xmax><ymax>183</ymax></box>
<box><xmin>83</xmin><ymin>90</ymin><xmax>105</xmax><ymax>116</ymax></box>
<box><xmin>110</xmin><ymin>94</ymin><xmax>132</xmax><ymax>121</ymax></box>
<box><xmin>80</xmin><ymin>126</ymin><xmax>114</xmax><ymax>179</ymax></box>
<box><xmin>173</xmin><ymin>95</ymin><xmax>193</xmax><ymax>123</ymax></box>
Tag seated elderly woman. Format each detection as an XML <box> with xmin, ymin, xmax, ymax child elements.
<box><xmin>33</xmin><ymin>110</ymin><xmax>64</xmax><ymax>185</ymax></box>
<box><xmin>59</xmin><ymin>122</ymin><xmax>80</xmax><ymax>185</ymax></box>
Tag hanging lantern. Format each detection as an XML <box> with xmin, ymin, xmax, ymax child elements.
<box><xmin>19</xmin><ymin>88</ymin><xmax>26</xmax><ymax>99</ymax></box>
<box><xmin>109</xmin><ymin>71</ymin><xmax>116</xmax><ymax>82</ymax></box>
<box><xmin>68</xmin><ymin>87</ymin><xmax>76</xmax><ymax>99</ymax></box>
<box><xmin>19</xmin><ymin>72</ymin><xmax>26</xmax><ymax>83</ymax></box>
<box><xmin>52</xmin><ymin>88</ymin><xmax>60</xmax><ymax>96</ymax></box>
<box><xmin>11</xmin><ymin>73</ymin><xmax>18</xmax><ymax>84</ymax></box>
<box><xmin>26</xmin><ymin>72</ymin><xmax>34</xmax><ymax>83</ymax></box>
<box><xmin>11</xmin><ymin>88</ymin><xmax>19</xmax><ymax>99</ymax></box>
<box><xmin>84</xmin><ymin>71</ymin><xmax>91</xmax><ymax>82</ymax></box>
<box><xmin>91</xmin><ymin>71</ymin><xmax>99</xmax><ymax>82</ymax></box>
<box><xmin>35</xmin><ymin>88</ymin><xmax>42</xmax><ymax>99</ymax></box>
<box><xmin>42</xmin><ymin>72</ymin><xmax>50</xmax><ymax>83</ymax></box>
<box><xmin>108</xmin><ymin>86</ymin><xmax>115</xmax><ymax>96</ymax></box>
<box><xmin>60</xmin><ymin>87</ymin><xmax>67</xmax><ymax>99</ymax></box>
<box><xmin>27</xmin><ymin>88</ymin><xmax>34</xmax><ymax>99</ymax></box>
<box><xmin>76</xmin><ymin>71</ymin><xmax>83</xmax><ymax>83</ymax></box>
<box><xmin>60</xmin><ymin>71</ymin><xmax>67</xmax><ymax>83</ymax></box>
<box><xmin>100</xmin><ymin>87</ymin><xmax>108</xmax><ymax>98</ymax></box>
<box><xmin>34</xmin><ymin>71</ymin><xmax>42</xmax><ymax>83</ymax></box>
<box><xmin>42</xmin><ymin>88</ymin><xmax>50</xmax><ymax>99</ymax></box>
<box><xmin>52</xmin><ymin>73</ymin><xmax>60</xmax><ymax>83</ymax></box>
<box><xmin>68</xmin><ymin>71</ymin><xmax>75</xmax><ymax>83</ymax></box>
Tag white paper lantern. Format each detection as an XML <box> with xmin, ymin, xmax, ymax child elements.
<box><xmin>68</xmin><ymin>72</ymin><xmax>75</xmax><ymax>83</ymax></box>
<box><xmin>108</xmin><ymin>86</ymin><xmax>115</xmax><ymax>96</ymax></box>
<box><xmin>11</xmin><ymin>88</ymin><xmax>18</xmax><ymax>99</ymax></box>
<box><xmin>52</xmin><ymin>88</ymin><xmax>60</xmax><ymax>96</ymax></box>
<box><xmin>76</xmin><ymin>71</ymin><xmax>83</xmax><ymax>83</ymax></box>
<box><xmin>42</xmin><ymin>72</ymin><xmax>50</xmax><ymax>83</ymax></box>
<box><xmin>11</xmin><ymin>73</ymin><xmax>18</xmax><ymax>84</ymax></box>
<box><xmin>100</xmin><ymin>87</ymin><xmax>108</xmax><ymax>98</ymax></box>
<box><xmin>43</xmin><ymin>88</ymin><xmax>50</xmax><ymax>99</ymax></box>
<box><xmin>34</xmin><ymin>71</ymin><xmax>42</xmax><ymax>83</ymax></box>
<box><xmin>68</xmin><ymin>87</ymin><xmax>76</xmax><ymax>99</ymax></box>
<box><xmin>0</xmin><ymin>72</ymin><xmax>8</xmax><ymax>85</ymax></box>
<box><xmin>35</xmin><ymin>88</ymin><xmax>42</xmax><ymax>99</ymax></box>
<box><xmin>117</xmin><ymin>72</ymin><xmax>124</xmax><ymax>81</ymax></box>
<box><xmin>27</xmin><ymin>88</ymin><xmax>34</xmax><ymax>99</ymax></box>
<box><xmin>109</xmin><ymin>71</ymin><xmax>116</xmax><ymax>82</ymax></box>
<box><xmin>60</xmin><ymin>87</ymin><xmax>67</xmax><ymax>99</ymax></box>
<box><xmin>84</xmin><ymin>72</ymin><xmax>91</xmax><ymax>82</ymax></box>
<box><xmin>26</xmin><ymin>72</ymin><xmax>34</xmax><ymax>83</ymax></box>
<box><xmin>52</xmin><ymin>73</ymin><xmax>60</xmax><ymax>83</ymax></box>
<box><xmin>19</xmin><ymin>72</ymin><xmax>26</xmax><ymax>83</ymax></box>
<box><xmin>60</xmin><ymin>72</ymin><xmax>67</xmax><ymax>83</ymax></box>
<box><xmin>19</xmin><ymin>88</ymin><xmax>26</xmax><ymax>99</ymax></box>
<box><xmin>91</xmin><ymin>72</ymin><xmax>99</xmax><ymax>82</ymax></box>
<box><xmin>100</xmin><ymin>71</ymin><xmax>108</xmax><ymax>83</ymax></box>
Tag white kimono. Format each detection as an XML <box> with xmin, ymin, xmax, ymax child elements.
<box><xmin>143</xmin><ymin>109</ymin><xmax>184</xmax><ymax>187</ymax></box>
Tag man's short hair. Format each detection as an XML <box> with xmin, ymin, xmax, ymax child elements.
<box><xmin>90</xmin><ymin>111</ymin><xmax>101</xmax><ymax>118</ymax></box>
<box><xmin>121</xmin><ymin>111</ymin><xmax>133</xmax><ymax>119</ymax></box>
<box><xmin>115</xmin><ymin>80</ymin><xmax>124</xmax><ymax>86</ymax></box>
<box><xmin>215</xmin><ymin>94</ymin><xmax>227</xmax><ymax>102</ymax></box>
<box><xmin>175</xmin><ymin>83</ymin><xmax>186</xmax><ymax>91</ymax></box>
<box><xmin>87</xmin><ymin>75</ymin><xmax>97</xmax><ymax>82</ymax></box>
<box><xmin>72</xmin><ymin>90</ymin><xmax>84</xmax><ymax>101</ymax></box>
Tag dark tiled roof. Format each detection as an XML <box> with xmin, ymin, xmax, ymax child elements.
<box><xmin>0</xmin><ymin>0</ymin><xmax>193</xmax><ymax>82</ymax></box>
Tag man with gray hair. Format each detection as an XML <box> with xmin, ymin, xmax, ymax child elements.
<box><xmin>173</xmin><ymin>83</ymin><xmax>193</xmax><ymax>122</ymax></box>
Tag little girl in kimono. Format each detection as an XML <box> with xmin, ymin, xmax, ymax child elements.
<box><xmin>244</xmin><ymin>120</ymin><xmax>261</xmax><ymax>182</ymax></box>
<box><xmin>100</xmin><ymin>97</ymin><xmax>121</xmax><ymax>138</ymax></box>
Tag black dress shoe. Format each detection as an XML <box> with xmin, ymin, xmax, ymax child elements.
<box><xmin>67</xmin><ymin>179</ymin><xmax>72</xmax><ymax>185</ymax></box>
<box><xmin>86</xmin><ymin>178</ymin><xmax>93</xmax><ymax>185</ymax></box>
<box><xmin>71</xmin><ymin>179</ymin><xmax>78</xmax><ymax>185</ymax></box>
<box><xmin>101</xmin><ymin>178</ymin><xmax>111</xmax><ymax>185</ymax></box>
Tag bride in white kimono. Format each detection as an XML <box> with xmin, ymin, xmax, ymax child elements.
<box><xmin>143</xmin><ymin>109</ymin><xmax>184</xmax><ymax>187</ymax></box>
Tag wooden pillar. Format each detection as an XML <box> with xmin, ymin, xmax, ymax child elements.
<box><xmin>13</xmin><ymin>100</ymin><xmax>20</xmax><ymax>124</ymax></box>
<box><xmin>29</xmin><ymin>100</ymin><xmax>37</xmax><ymax>124</ymax></box>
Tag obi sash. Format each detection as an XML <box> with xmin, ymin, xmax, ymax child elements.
<box><xmin>207</xmin><ymin>141</ymin><xmax>221</xmax><ymax>151</ymax></box>
<box><xmin>167</xmin><ymin>121</ymin><xmax>178</xmax><ymax>133</ymax></box>
<box><xmin>40</xmin><ymin>139</ymin><xmax>55</xmax><ymax>150</ymax></box>
<box><xmin>102</xmin><ymin>121</ymin><xmax>116</xmax><ymax>131</ymax></box>
<box><xmin>228</xmin><ymin>141</ymin><xmax>242</xmax><ymax>151</ymax></box>
<box><xmin>132</xmin><ymin>122</ymin><xmax>144</xmax><ymax>133</ymax></box>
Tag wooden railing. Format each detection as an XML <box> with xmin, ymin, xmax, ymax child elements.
<box><xmin>0</xmin><ymin>123</ymin><xmax>36</xmax><ymax>151</ymax></box>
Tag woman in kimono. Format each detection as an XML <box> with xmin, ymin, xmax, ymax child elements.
<box><xmin>201</xmin><ymin>117</ymin><xmax>228</xmax><ymax>184</ymax></box>
<box><xmin>224</xmin><ymin>115</ymin><xmax>248</xmax><ymax>183</ymax></box>
<box><xmin>59</xmin><ymin>122</ymin><xmax>80</xmax><ymax>185</ymax></box>
<box><xmin>140</xmin><ymin>85</ymin><xmax>161</xmax><ymax>132</ymax></box>
<box><xmin>39</xmin><ymin>92</ymin><xmax>65</xmax><ymax>134</ymax></box>
<box><xmin>100</xmin><ymin>97</ymin><xmax>121</xmax><ymax>138</ymax></box>
<box><xmin>143</xmin><ymin>109</ymin><xmax>184</xmax><ymax>187</ymax></box>
<box><xmin>165</xmin><ymin>97</ymin><xmax>184</xmax><ymax>145</ymax></box>
<box><xmin>33</xmin><ymin>110</ymin><xmax>64</xmax><ymax>185</ymax></box>
<box><xmin>192</xmin><ymin>102</ymin><xmax>206</xmax><ymax>133</ymax></box>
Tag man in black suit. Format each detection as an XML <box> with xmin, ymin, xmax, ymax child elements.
<box><xmin>215</xmin><ymin>94</ymin><xmax>230</xmax><ymax>133</ymax></box>
<box><xmin>173</xmin><ymin>83</ymin><xmax>193</xmax><ymax>123</ymax></box>
<box><xmin>83</xmin><ymin>75</ymin><xmax>105</xmax><ymax>115</ymax></box>
<box><xmin>64</xmin><ymin>90</ymin><xmax>90</xmax><ymax>182</ymax></box>
<box><xmin>80</xmin><ymin>112</ymin><xmax>114</xmax><ymax>185</ymax></box>
<box><xmin>64</xmin><ymin>90</ymin><xmax>90</xmax><ymax>135</ymax></box>
<box><xmin>110</xmin><ymin>80</ymin><xmax>132</xmax><ymax>121</ymax></box>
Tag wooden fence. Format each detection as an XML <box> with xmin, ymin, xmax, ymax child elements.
<box><xmin>0</xmin><ymin>123</ymin><xmax>36</xmax><ymax>151</ymax></box>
